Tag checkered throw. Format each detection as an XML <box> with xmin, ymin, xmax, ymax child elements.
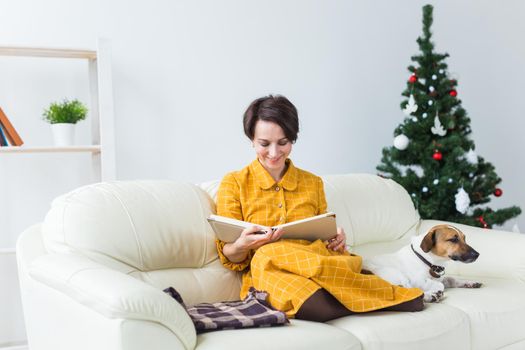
<box><xmin>163</xmin><ymin>287</ymin><xmax>289</xmax><ymax>333</ymax></box>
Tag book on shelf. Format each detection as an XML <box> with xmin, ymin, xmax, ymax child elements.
<box><xmin>0</xmin><ymin>107</ymin><xmax>24</xmax><ymax>146</ymax></box>
<box><xmin>207</xmin><ymin>212</ymin><xmax>337</xmax><ymax>243</ymax></box>
<box><xmin>0</xmin><ymin>125</ymin><xmax>8</xmax><ymax>146</ymax></box>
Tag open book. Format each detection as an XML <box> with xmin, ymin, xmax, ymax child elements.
<box><xmin>207</xmin><ymin>212</ymin><xmax>337</xmax><ymax>243</ymax></box>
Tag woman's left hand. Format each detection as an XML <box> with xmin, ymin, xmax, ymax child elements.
<box><xmin>326</xmin><ymin>227</ymin><xmax>347</xmax><ymax>252</ymax></box>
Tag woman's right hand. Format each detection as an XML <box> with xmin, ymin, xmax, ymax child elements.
<box><xmin>235</xmin><ymin>225</ymin><xmax>285</xmax><ymax>251</ymax></box>
<box><xmin>223</xmin><ymin>225</ymin><xmax>284</xmax><ymax>263</ymax></box>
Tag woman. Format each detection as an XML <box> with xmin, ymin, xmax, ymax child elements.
<box><xmin>216</xmin><ymin>95</ymin><xmax>423</xmax><ymax>322</ymax></box>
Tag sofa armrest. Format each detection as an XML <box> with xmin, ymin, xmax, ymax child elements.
<box><xmin>419</xmin><ymin>220</ymin><xmax>525</xmax><ymax>281</ymax></box>
<box><xmin>29</xmin><ymin>253</ymin><xmax>196</xmax><ymax>350</ymax></box>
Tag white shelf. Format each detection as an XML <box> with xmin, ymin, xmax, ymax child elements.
<box><xmin>0</xmin><ymin>343</ymin><xmax>28</xmax><ymax>350</ymax></box>
<box><xmin>0</xmin><ymin>145</ymin><xmax>101</xmax><ymax>154</ymax></box>
<box><xmin>0</xmin><ymin>247</ymin><xmax>16</xmax><ymax>255</ymax></box>
<box><xmin>0</xmin><ymin>40</ymin><xmax>116</xmax><ymax>182</ymax></box>
<box><xmin>0</xmin><ymin>46</ymin><xmax>96</xmax><ymax>59</ymax></box>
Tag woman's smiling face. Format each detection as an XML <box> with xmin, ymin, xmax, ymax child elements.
<box><xmin>253</xmin><ymin>120</ymin><xmax>292</xmax><ymax>176</ymax></box>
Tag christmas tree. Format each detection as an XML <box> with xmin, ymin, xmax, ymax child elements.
<box><xmin>377</xmin><ymin>4</ymin><xmax>521</xmax><ymax>229</ymax></box>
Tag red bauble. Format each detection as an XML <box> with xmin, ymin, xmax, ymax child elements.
<box><xmin>477</xmin><ymin>216</ymin><xmax>488</xmax><ymax>229</ymax></box>
<box><xmin>494</xmin><ymin>188</ymin><xmax>503</xmax><ymax>197</ymax></box>
<box><xmin>408</xmin><ymin>74</ymin><xmax>418</xmax><ymax>83</ymax></box>
<box><xmin>432</xmin><ymin>150</ymin><xmax>443</xmax><ymax>161</ymax></box>
<box><xmin>449</xmin><ymin>90</ymin><xmax>458</xmax><ymax>97</ymax></box>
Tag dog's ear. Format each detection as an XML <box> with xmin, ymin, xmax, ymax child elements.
<box><xmin>420</xmin><ymin>228</ymin><xmax>437</xmax><ymax>252</ymax></box>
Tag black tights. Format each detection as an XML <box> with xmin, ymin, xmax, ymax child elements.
<box><xmin>295</xmin><ymin>288</ymin><xmax>424</xmax><ymax>323</ymax></box>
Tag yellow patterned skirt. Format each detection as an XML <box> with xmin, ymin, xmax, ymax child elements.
<box><xmin>240</xmin><ymin>239</ymin><xmax>423</xmax><ymax>318</ymax></box>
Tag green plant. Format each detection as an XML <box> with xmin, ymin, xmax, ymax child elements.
<box><xmin>42</xmin><ymin>99</ymin><xmax>88</xmax><ymax>124</ymax></box>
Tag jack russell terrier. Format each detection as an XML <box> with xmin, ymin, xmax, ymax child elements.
<box><xmin>363</xmin><ymin>224</ymin><xmax>482</xmax><ymax>302</ymax></box>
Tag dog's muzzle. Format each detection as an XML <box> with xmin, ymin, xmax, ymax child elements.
<box><xmin>451</xmin><ymin>248</ymin><xmax>480</xmax><ymax>263</ymax></box>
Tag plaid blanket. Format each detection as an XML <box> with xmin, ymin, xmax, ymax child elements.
<box><xmin>163</xmin><ymin>287</ymin><xmax>289</xmax><ymax>333</ymax></box>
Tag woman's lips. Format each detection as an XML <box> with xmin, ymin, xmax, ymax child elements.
<box><xmin>267</xmin><ymin>157</ymin><xmax>282</xmax><ymax>164</ymax></box>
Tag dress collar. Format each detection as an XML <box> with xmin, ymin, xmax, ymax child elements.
<box><xmin>250</xmin><ymin>158</ymin><xmax>298</xmax><ymax>191</ymax></box>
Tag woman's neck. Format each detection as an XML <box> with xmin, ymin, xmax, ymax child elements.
<box><xmin>265</xmin><ymin>162</ymin><xmax>289</xmax><ymax>183</ymax></box>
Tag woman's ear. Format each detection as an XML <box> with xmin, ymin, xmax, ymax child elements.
<box><xmin>420</xmin><ymin>228</ymin><xmax>437</xmax><ymax>252</ymax></box>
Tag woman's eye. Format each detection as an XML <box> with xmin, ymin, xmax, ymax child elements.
<box><xmin>260</xmin><ymin>143</ymin><xmax>269</xmax><ymax>147</ymax></box>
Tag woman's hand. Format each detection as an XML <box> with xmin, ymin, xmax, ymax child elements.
<box><xmin>223</xmin><ymin>225</ymin><xmax>285</xmax><ymax>262</ymax></box>
<box><xmin>326</xmin><ymin>227</ymin><xmax>347</xmax><ymax>252</ymax></box>
<box><xmin>235</xmin><ymin>225</ymin><xmax>285</xmax><ymax>250</ymax></box>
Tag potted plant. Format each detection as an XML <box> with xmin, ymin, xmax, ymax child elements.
<box><xmin>42</xmin><ymin>99</ymin><xmax>88</xmax><ymax>146</ymax></box>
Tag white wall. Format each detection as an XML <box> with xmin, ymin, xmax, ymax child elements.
<box><xmin>1</xmin><ymin>0</ymin><xmax>524</xmax><ymax>345</ymax></box>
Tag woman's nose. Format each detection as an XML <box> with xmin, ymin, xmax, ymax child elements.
<box><xmin>268</xmin><ymin>145</ymin><xmax>278</xmax><ymax>157</ymax></box>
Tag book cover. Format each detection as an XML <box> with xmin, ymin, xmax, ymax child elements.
<box><xmin>0</xmin><ymin>125</ymin><xmax>7</xmax><ymax>146</ymax></box>
<box><xmin>0</xmin><ymin>107</ymin><xmax>24</xmax><ymax>146</ymax></box>
<box><xmin>207</xmin><ymin>212</ymin><xmax>337</xmax><ymax>243</ymax></box>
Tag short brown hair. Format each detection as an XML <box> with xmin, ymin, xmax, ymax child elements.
<box><xmin>243</xmin><ymin>95</ymin><xmax>299</xmax><ymax>142</ymax></box>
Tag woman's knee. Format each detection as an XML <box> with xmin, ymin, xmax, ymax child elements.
<box><xmin>295</xmin><ymin>288</ymin><xmax>354</xmax><ymax>322</ymax></box>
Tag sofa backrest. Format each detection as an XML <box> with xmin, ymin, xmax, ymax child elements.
<box><xmin>322</xmin><ymin>174</ymin><xmax>420</xmax><ymax>246</ymax></box>
<box><xmin>201</xmin><ymin>174</ymin><xmax>420</xmax><ymax>247</ymax></box>
<box><xmin>42</xmin><ymin>181</ymin><xmax>241</xmax><ymax>305</ymax></box>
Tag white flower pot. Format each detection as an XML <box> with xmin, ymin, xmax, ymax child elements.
<box><xmin>51</xmin><ymin>123</ymin><xmax>76</xmax><ymax>146</ymax></box>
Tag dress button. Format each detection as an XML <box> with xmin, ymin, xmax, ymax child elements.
<box><xmin>278</xmin><ymin>203</ymin><xmax>283</xmax><ymax>208</ymax></box>
<box><xmin>275</xmin><ymin>186</ymin><xmax>280</xmax><ymax>191</ymax></box>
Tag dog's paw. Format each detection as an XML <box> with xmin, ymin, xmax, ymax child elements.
<box><xmin>463</xmin><ymin>282</ymin><xmax>483</xmax><ymax>288</ymax></box>
<box><xmin>424</xmin><ymin>290</ymin><xmax>444</xmax><ymax>303</ymax></box>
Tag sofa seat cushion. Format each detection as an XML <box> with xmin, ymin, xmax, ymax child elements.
<box><xmin>327</xmin><ymin>303</ymin><xmax>469</xmax><ymax>350</ymax></box>
<box><xmin>442</xmin><ymin>277</ymin><xmax>525</xmax><ymax>350</ymax></box>
<box><xmin>195</xmin><ymin>319</ymin><xmax>361</xmax><ymax>350</ymax></box>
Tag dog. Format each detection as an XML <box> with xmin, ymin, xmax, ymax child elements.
<box><xmin>363</xmin><ymin>224</ymin><xmax>482</xmax><ymax>303</ymax></box>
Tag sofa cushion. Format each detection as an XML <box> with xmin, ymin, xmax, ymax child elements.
<box><xmin>42</xmin><ymin>181</ymin><xmax>218</xmax><ymax>272</ymax></box>
<box><xmin>442</xmin><ymin>277</ymin><xmax>525</xmax><ymax>350</ymax></box>
<box><xmin>195</xmin><ymin>319</ymin><xmax>361</xmax><ymax>350</ymax></box>
<box><xmin>322</xmin><ymin>174</ymin><xmax>419</xmax><ymax>246</ymax></box>
<box><xmin>327</xmin><ymin>303</ymin><xmax>470</xmax><ymax>350</ymax></box>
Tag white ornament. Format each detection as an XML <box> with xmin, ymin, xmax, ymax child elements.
<box><xmin>432</xmin><ymin>74</ymin><xmax>437</xmax><ymax>80</ymax></box>
<box><xmin>422</xmin><ymin>186</ymin><xmax>429</xmax><ymax>193</ymax></box>
<box><xmin>412</xmin><ymin>117</ymin><xmax>418</xmax><ymax>122</ymax></box>
<box><xmin>422</xmin><ymin>113</ymin><xmax>428</xmax><ymax>118</ymax></box>
<box><xmin>433</xmin><ymin>179</ymin><xmax>439</xmax><ymax>185</ymax></box>
<box><xmin>439</xmin><ymin>69</ymin><xmax>444</xmax><ymax>74</ymax></box>
<box><xmin>448</xmin><ymin>178</ymin><xmax>454</xmax><ymax>183</ymax></box>
<box><xmin>469</xmin><ymin>172</ymin><xmax>475</xmax><ymax>178</ymax></box>
<box><xmin>455</xmin><ymin>187</ymin><xmax>470</xmax><ymax>214</ymax></box>
<box><xmin>393</xmin><ymin>134</ymin><xmax>410</xmax><ymax>150</ymax></box>
<box><xmin>429</xmin><ymin>86</ymin><xmax>435</xmax><ymax>92</ymax></box>
<box><xmin>428</xmin><ymin>100</ymin><xmax>433</xmax><ymax>106</ymax></box>
<box><xmin>398</xmin><ymin>165</ymin><xmax>425</xmax><ymax>178</ymax></box>
<box><xmin>410</xmin><ymin>165</ymin><xmax>425</xmax><ymax>177</ymax></box>
<box><xmin>403</xmin><ymin>94</ymin><xmax>418</xmax><ymax>116</ymax></box>
<box><xmin>464</xmin><ymin>149</ymin><xmax>478</xmax><ymax>165</ymax></box>
<box><xmin>431</xmin><ymin>114</ymin><xmax>447</xmax><ymax>136</ymax></box>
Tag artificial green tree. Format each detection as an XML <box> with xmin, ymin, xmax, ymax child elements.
<box><xmin>377</xmin><ymin>4</ymin><xmax>521</xmax><ymax>228</ymax></box>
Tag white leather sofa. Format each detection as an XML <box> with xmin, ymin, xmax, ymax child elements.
<box><xmin>17</xmin><ymin>174</ymin><xmax>525</xmax><ymax>350</ymax></box>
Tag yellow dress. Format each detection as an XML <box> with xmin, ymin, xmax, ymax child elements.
<box><xmin>216</xmin><ymin>158</ymin><xmax>422</xmax><ymax>317</ymax></box>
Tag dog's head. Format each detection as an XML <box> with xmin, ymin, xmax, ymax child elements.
<box><xmin>420</xmin><ymin>225</ymin><xmax>480</xmax><ymax>263</ymax></box>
